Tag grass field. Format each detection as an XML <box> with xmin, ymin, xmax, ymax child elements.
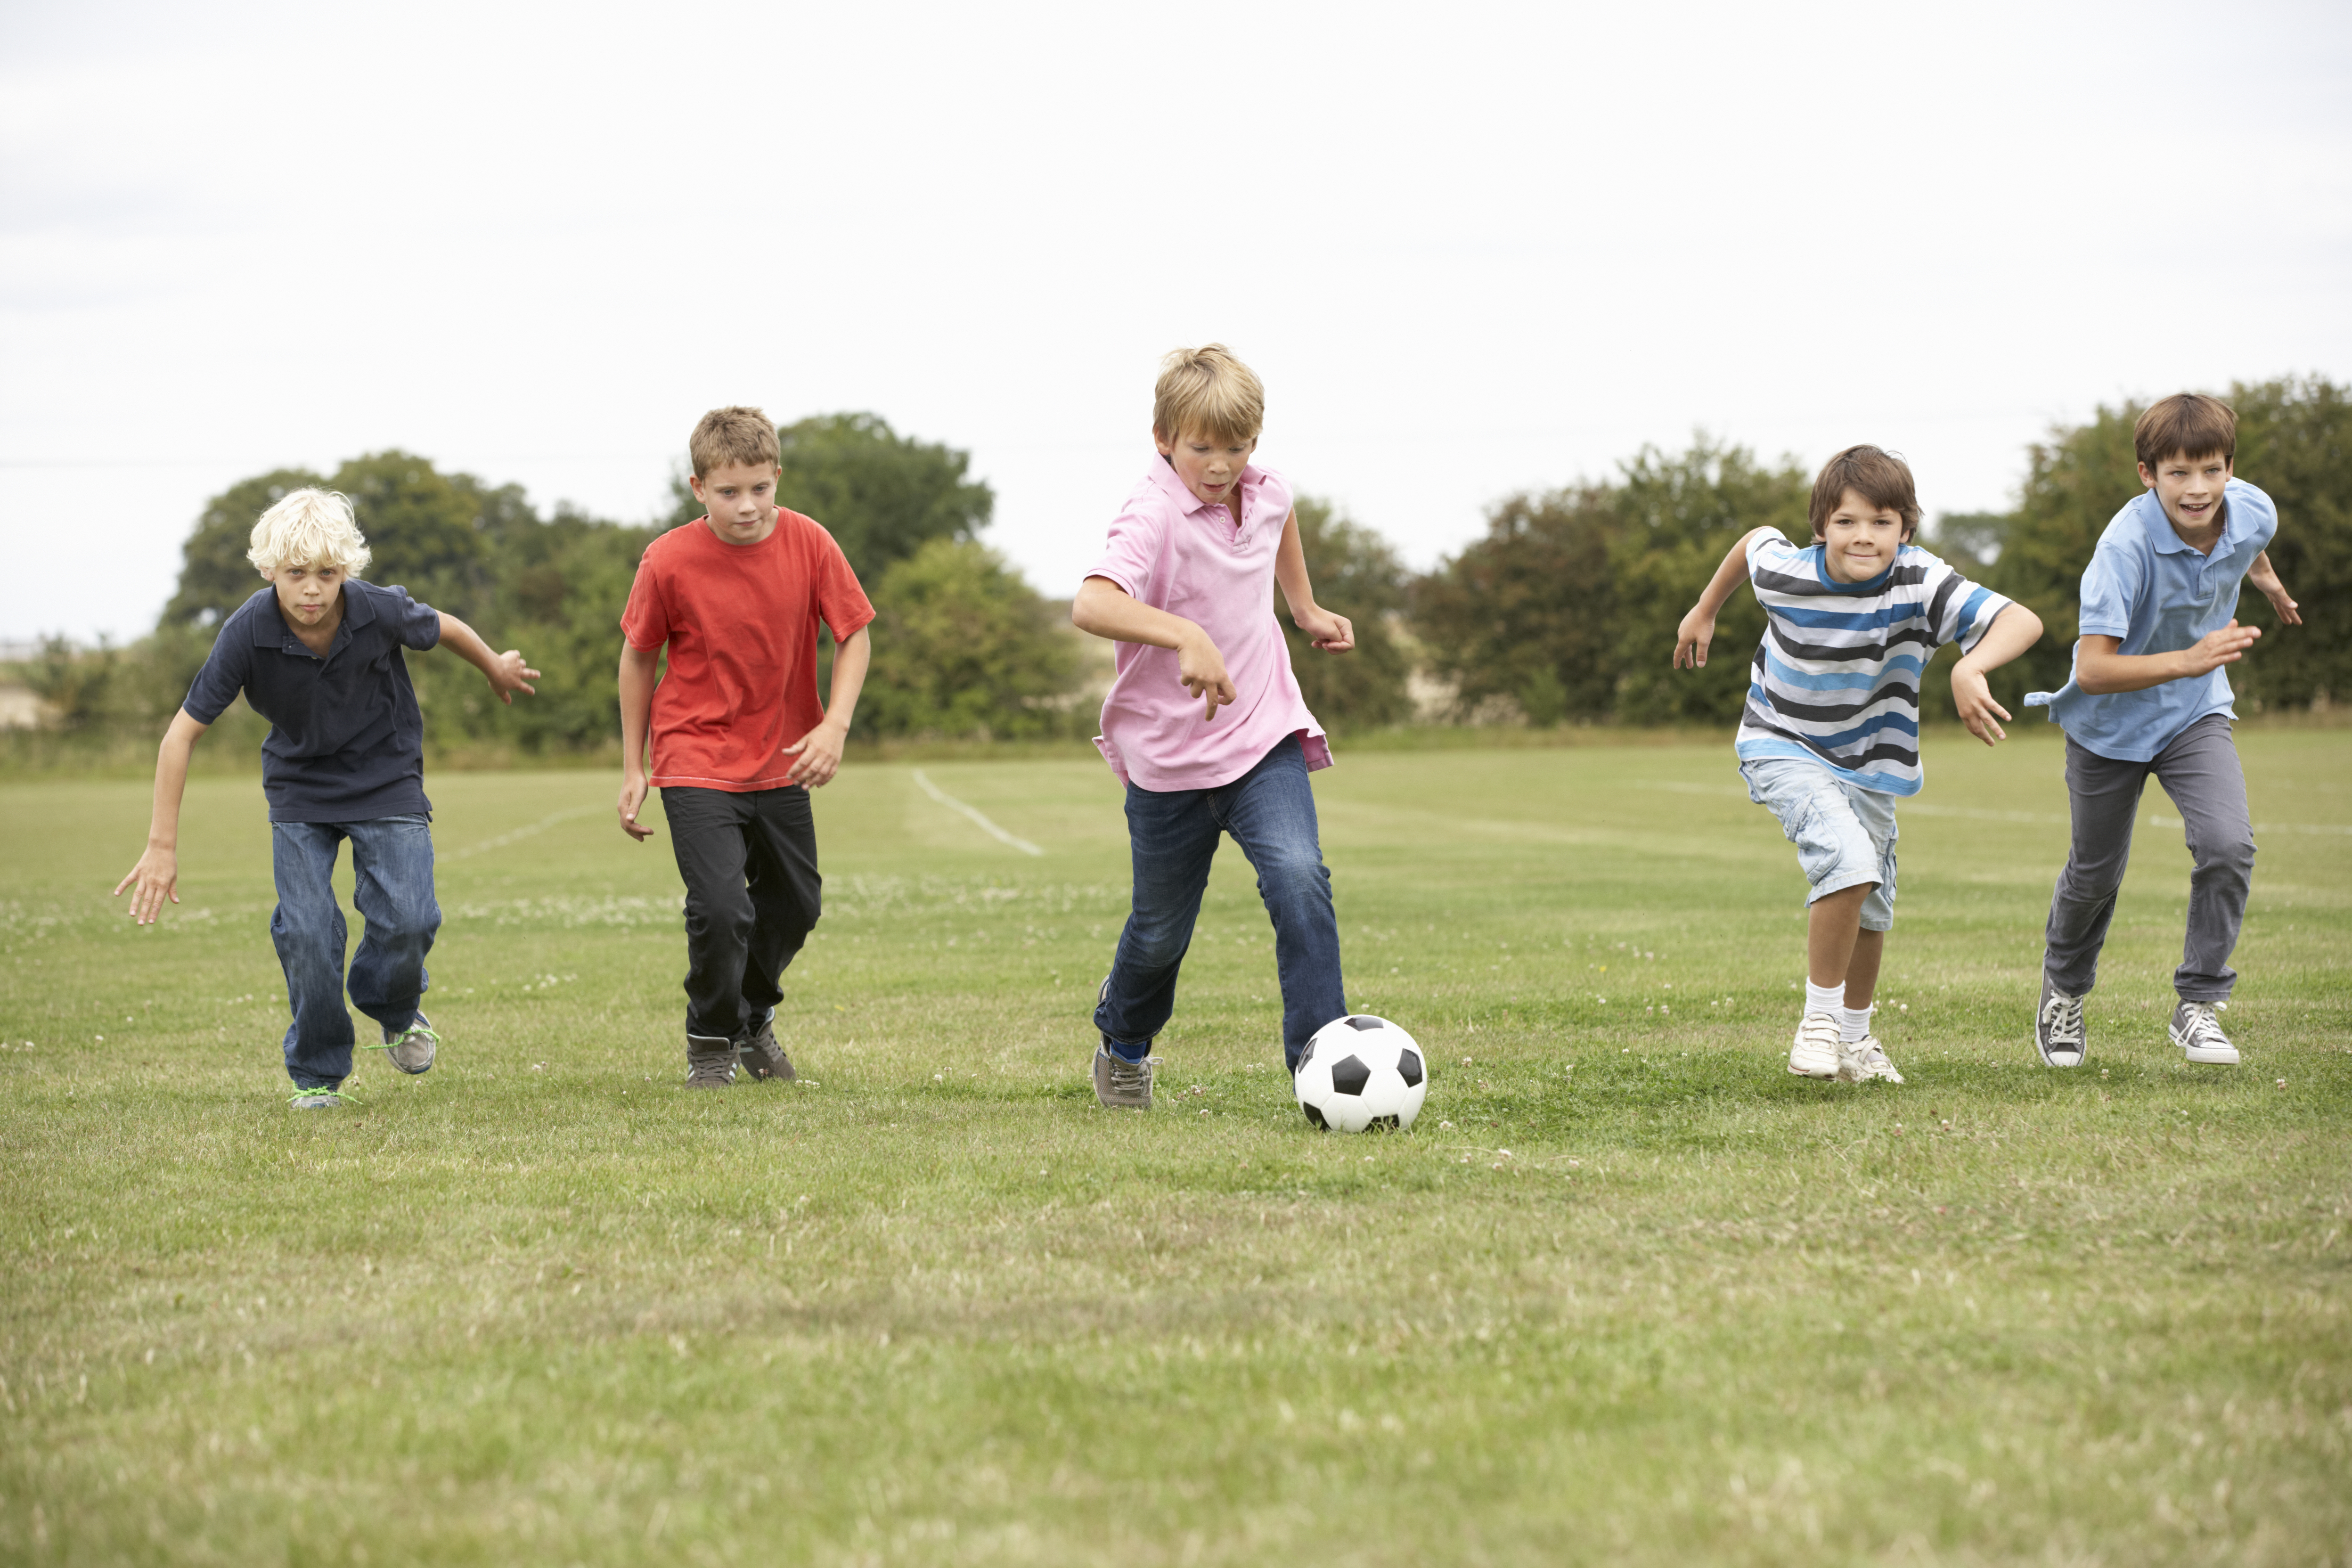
<box><xmin>3</xmin><ymin>729</ymin><xmax>2348</xmax><ymax>1566</ymax></box>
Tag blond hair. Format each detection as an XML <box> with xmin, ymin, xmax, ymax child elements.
<box><xmin>690</xmin><ymin>406</ymin><xmax>781</xmax><ymax>478</ymax></box>
<box><xmin>247</xmin><ymin>488</ymin><xmax>372</xmax><ymax>578</ymax></box>
<box><xmin>1152</xmin><ymin>344</ymin><xmax>1264</xmax><ymax>444</ymax></box>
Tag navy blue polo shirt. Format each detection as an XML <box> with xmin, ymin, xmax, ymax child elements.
<box><xmin>183</xmin><ymin>580</ymin><xmax>444</xmax><ymax>824</ymax></box>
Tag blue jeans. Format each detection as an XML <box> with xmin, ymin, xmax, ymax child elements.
<box><xmin>1094</xmin><ymin>735</ymin><xmax>1346</xmax><ymax>1070</ymax></box>
<box><xmin>270</xmin><ymin>815</ymin><xmax>439</xmax><ymax>1088</ymax></box>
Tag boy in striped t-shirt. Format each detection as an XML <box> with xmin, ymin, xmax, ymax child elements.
<box><xmin>1674</xmin><ymin>446</ymin><xmax>2043</xmax><ymax>1084</ymax></box>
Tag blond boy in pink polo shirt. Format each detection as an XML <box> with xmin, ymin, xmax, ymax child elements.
<box><xmin>1070</xmin><ymin>344</ymin><xmax>1360</xmax><ymax>1110</ymax></box>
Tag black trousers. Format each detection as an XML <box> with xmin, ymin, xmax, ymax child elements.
<box><xmin>660</xmin><ymin>785</ymin><xmax>822</xmax><ymax>1040</ymax></box>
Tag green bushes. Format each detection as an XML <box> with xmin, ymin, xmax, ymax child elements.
<box><xmin>14</xmin><ymin>378</ymin><xmax>2343</xmax><ymax>773</ymax></box>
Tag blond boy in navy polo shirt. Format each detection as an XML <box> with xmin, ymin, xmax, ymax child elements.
<box><xmin>115</xmin><ymin>490</ymin><xmax>538</xmax><ymax>1107</ymax></box>
<box><xmin>2026</xmin><ymin>394</ymin><xmax>2302</xmax><ymax>1069</ymax></box>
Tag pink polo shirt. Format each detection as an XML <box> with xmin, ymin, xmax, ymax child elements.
<box><xmin>1087</xmin><ymin>458</ymin><xmax>1331</xmax><ymax>792</ymax></box>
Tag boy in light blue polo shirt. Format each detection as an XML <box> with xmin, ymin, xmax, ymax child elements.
<box><xmin>2026</xmin><ymin>393</ymin><xmax>2302</xmax><ymax>1069</ymax></box>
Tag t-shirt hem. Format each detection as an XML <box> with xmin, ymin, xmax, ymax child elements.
<box><xmin>264</xmin><ymin>793</ymin><xmax>435</xmax><ymax>825</ymax></box>
<box><xmin>1100</xmin><ymin>727</ymin><xmax>1331</xmax><ymax>793</ymax></box>
<box><xmin>650</xmin><ymin>773</ymin><xmax>808</xmax><ymax>792</ymax></box>
<box><xmin>1735</xmin><ymin>737</ymin><xmax>1919</xmax><ymax>796</ymax></box>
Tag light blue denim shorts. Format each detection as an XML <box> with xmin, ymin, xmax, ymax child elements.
<box><xmin>1740</xmin><ymin>757</ymin><xmax>1899</xmax><ymax>931</ymax></box>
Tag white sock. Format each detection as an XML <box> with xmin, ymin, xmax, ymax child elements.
<box><xmin>1838</xmin><ymin>1004</ymin><xmax>1874</xmax><ymax>1043</ymax></box>
<box><xmin>1805</xmin><ymin>980</ymin><xmax>1844</xmax><ymax>1017</ymax></box>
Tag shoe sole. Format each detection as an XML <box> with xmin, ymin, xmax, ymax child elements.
<box><xmin>2171</xmin><ymin>1029</ymin><xmax>2240</xmax><ymax>1065</ymax></box>
<box><xmin>2035</xmin><ymin>1042</ymin><xmax>2084</xmax><ymax>1068</ymax></box>
<box><xmin>1788</xmin><ymin>1055</ymin><xmax>1838</xmax><ymax>1079</ymax></box>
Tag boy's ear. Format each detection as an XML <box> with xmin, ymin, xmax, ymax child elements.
<box><xmin>2137</xmin><ymin>462</ymin><xmax>2157</xmax><ymax>490</ymax></box>
<box><xmin>687</xmin><ymin>472</ymin><xmax>708</xmax><ymax>501</ymax></box>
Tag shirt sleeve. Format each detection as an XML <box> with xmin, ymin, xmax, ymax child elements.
<box><xmin>384</xmin><ymin>586</ymin><xmax>442</xmax><ymax>651</ymax></box>
<box><xmin>2074</xmin><ymin>541</ymin><xmax>2142</xmax><ymax>640</ymax></box>
<box><xmin>181</xmin><ymin>627</ymin><xmax>252</xmax><ymax>726</ymax></box>
<box><xmin>619</xmin><ymin>546</ymin><xmax>672</xmax><ymax>652</ymax></box>
<box><xmin>1942</xmin><ymin>577</ymin><xmax>2015</xmax><ymax>653</ymax></box>
<box><xmin>1745</xmin><ymin>531</ymin><xmax>1804</xmax><ymax>579</ymax></box>
<box><xmin>813</xmin><ymin>527</ymin><xmax>876</xmax><ymax>642</ymax></box>
<box><xmin>1087</xmin><ymin>495</ymin><xmax>1168</xmax><ymax>602</ymax></box>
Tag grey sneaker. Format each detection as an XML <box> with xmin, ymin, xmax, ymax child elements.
<box><xmin>371</xmin><ymin>1013</ymin><xmax>438</xmax><ymax>1075</ymax></box>
<box><xmin>1092</xmin><ymin>1043</ymin><xmax>1152</xmax><ymax>1109</ymax></box>
<box><xmin>2170</xmin><ymin>1000</ymin><xmax>2239</xmax><ymax>1065</ymax></box>
<box><xmin>2035</xmin><ymin>978</ymin><xmax>2087</xmax><ymax>1067</ymax></box>
<box><xmin>685</xmin><ymin>1033</ymin><xmax>737</xmax><ymax>1089</ymax></box>
<box><xmin>735</xmin><ymin>1011</ymin><xmax>795</xmax><ymax>1082</ymax></box>
<box><xmin>289</xmin><ymin>1082</ymin><xmax>360</xmax><ymax>1110</ymax></box>
<box><xmin>1838</xmin><ymin>1035</ymin><xmax>1904</xmax><ymax>1084</ymax></box>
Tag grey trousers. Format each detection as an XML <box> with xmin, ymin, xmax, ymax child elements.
<box><xmin>2042</xmin><ymin>712</ymin><xmax>2255</xmax><ymax>1002</ymax></box>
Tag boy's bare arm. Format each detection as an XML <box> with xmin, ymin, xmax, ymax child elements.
<box><xmin>1272</xmin><ymin>510</ymin><xmax>1355</xmax><ymax>653</ymax></box>
<box><xmin>436</xmin><ymin>612</ymin><xmax>539</xmax><ymax>703</ymax></box>
<box><xmin>616</xmin><ymin>642</ymin><xmax>662</xmax><ymax>841</ymax></box>
<box><xmin>2247</xmin><ymin>550</ymin><xmax>2302</xmax><ymax>625</ymax></box>
<box><xmin>1071</xmin><ymin>575</ymin><xmax>1237</xmax><ymax>722</ymax></box>
<box><xmin>1674</xmin><ymin>526</ymin><xmax>1782</xmax><ymax>669</ymax></box>
<box><xmin>112</xmin><ymin>709</ymin><xmax>210</xmax><ymax>924</ymax></box>
<box><xmin>783</xmin><ymin>626</ymin><xmax>871</xmax><ymax>789</ymax></box>
<box><xmin>1950</xmin><ymin>603</ymin><xmax>2045</xmax><ymax>746</ymax></box>
<box><xmin>2075</xmin><ymin>621</ymin><xmax>2262</xmax><ymax>696</ymax></box>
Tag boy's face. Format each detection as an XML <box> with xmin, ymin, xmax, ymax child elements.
<box><xmin>1816</xmin><ymin>489</ymin><xmax>1909</xmax><ymax>583</ymax></box>
<box><xmin>690</xmin><ymin>461</ymin><xmax>782</xmax><ymax>547</ymax></box>
<box><xmin>1155</xmin><ymin>427</ymin><xmax>1257</xmax><ymax>511</ymax></box>
<box><xmin>2138</xmin><ymin>449</ymin><xmax>2231</xmax><ymax>535</ymax></box>
<box><xmin>264</xmin><ymin>561</ymin><xmax>347</xmax><ymax>628</ymax></box>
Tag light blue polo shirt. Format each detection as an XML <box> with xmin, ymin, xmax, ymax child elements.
<box><xmin>2027</xmin><ymin>478</ymin><xmax>2278</xmax><ymax>762</ymax></box>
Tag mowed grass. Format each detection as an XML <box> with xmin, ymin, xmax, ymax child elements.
<box><xmin>2</xmin><ymin>730</ymin><xmax>2348</xmax><ymax>1567</ymax></box>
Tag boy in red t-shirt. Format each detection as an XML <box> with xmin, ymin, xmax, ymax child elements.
<box><xmin>617</xmin><ymin>406</ymin><xmax>876</xmax><ymax>1088</ymax></box>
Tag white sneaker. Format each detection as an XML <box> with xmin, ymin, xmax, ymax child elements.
<box><xmin>1838</xmin><ymin>1034</ymin><xmax>1904</xmax><ymax>1084</ymax></box>
<box><xmin>2170</xmin><ymin>1000</ymin><xmax>2239</xmax><ymax>1065</ymax></box>
<box><xmin>1788</xmin><ymin>1012</ymin><xmax>1840</xmax><ymax>1078</ymax></box>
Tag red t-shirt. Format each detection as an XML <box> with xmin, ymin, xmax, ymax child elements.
<box><xmin>621</xmin><ymin>511</ymin><xmax>875</xmax><ymax>791</ymax></box>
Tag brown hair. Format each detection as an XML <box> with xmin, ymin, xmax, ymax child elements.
<box><xmin>689</xmin><ymin>406</ymin><xmax>780</xmax><ymax>478</ymax></box>
<box><xmin>2134</xmin><ymin>393</ymin><xmax>2236</xmax><ymax>469</ymax></box>
<box><xmin>1809</xmin><ymin>445</ymin><xmax>1921</xmax><ymax>539</ymax></box>
<box><xmin>1152</xmin><ymin>344</ymin><xmax>1265</xmax><ymax>444</ymax></box>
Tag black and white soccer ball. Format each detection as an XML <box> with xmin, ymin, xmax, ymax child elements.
<box><xmin>1292</xmin><ymin>1014</ymin><xmax>1427</xmax><ymax>1132</ymax></box>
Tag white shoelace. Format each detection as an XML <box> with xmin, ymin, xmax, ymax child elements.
<box><xmin>2176</xmin><ymin>1001</ymin><xmax>2230</xmax><ymax>1051</ymax></box>
<box><xmin>2040</xmin><ymin>991</ymin><xmax>2085</xmax><ymax>1050</ymax></box>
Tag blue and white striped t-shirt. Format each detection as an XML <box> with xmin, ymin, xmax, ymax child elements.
<box><xmin>1734</xmin><ymin>534</ymin><xmax>2013</xmax><ymax>796</ymax></box>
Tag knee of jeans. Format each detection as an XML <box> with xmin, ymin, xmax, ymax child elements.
<box><xmin>686</xmin><ymin>889</ymin><xmax>756</xmax><ymax>942</ymax></box>
<box><xmin>1256</xmin><ymin>855</ymin><xmax>1331</xmax><ymax>909</ymax></box>
<box><xmin>2189</xmin><ymin>830</ymin><xmax>2256</xmax><ymax>878</ymax></box>
<box><xmin>368</xmin><ymin>894</ymin><xmax>441</xmax><ymax>946</ymax></box>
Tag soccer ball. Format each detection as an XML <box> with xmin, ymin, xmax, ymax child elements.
<box><xmin>1293</xmin><ymin>1014</ymin><xmax>1428</xmax><ymax>1132</ymax></box>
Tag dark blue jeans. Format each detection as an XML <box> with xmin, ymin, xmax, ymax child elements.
<box><xmin>1094</xmin><ymin>735</ymin><xmax>1346</xmax><ymax>1070</ymax></box>
<box><xmin>270</xmin><ymin>815</ymin><xmax>439</xmax><ymax>1088</ymax></box>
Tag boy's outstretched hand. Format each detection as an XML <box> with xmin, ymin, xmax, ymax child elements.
<box><xmin>1951</xmin><ymin>663</ymin><xmax>2013</xmax><ymax>746</ymax></box>
<box><xmin>485</xmin><ymin>650</ymin><xmax>540</xmax><ymax>703</ymax></box>
<box><xmin>1293</xmin><ymin>605</ymin><xmax>1355</xmax><ymax>653</ymax></box>
<box><xmin>1673</xmin><ymin>605</ymin><xmax>1717</xmax><ymax>669</ymax></box>
<box><xmin>1175</xmin><ymin>630</ymin><xmax>1237</xmax><ymax>723</ymax></box>
<box><xmin>782</xmin><ymin>717</ymin><xmax>850</xmax><ymax>788</ymax></box>
<box><xmin>2248</xmin><ymin>555</ymin><xmax>2302</xmax><ymax>626</ymax></box>
<box><xmin>113</xmin><ymin>847</ymin><xmax>179</xmax><ymax>924</ymax></box>
<box><xmin>617</xmin><ymin>775</ymin><xmax>655</xmax><ymax>841</ymax></box>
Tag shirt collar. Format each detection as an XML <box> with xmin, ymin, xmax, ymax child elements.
<box><xmin>2136</xmin><ymin>488</ymin><xmax>2242</xmax><ymax>557</ymax></box>
<box><xmin>1149</xmin><ymin>457</ymin><xmax>1263</xmax><ymax>521</ymax></box>
<box><xmin>257</xmin><ymin>581</ymin><xmax>371</xmax><ymax>645</ymax></box>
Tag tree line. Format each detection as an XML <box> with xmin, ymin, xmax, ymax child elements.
<box><xmin>12</xmin><ymin>377</ymin><xmax>2344</xmax><ymax>757</ymax></box>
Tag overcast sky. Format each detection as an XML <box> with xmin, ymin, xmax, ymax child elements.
<box><xmin>3</xmin><ymin>0</ymin><xmax>2348</xmax><ymax>645</ymax></box>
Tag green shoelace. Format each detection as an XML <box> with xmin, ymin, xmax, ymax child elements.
<box><xmin>287</xmin><ymin>1084</ymin><xmax>365</xmax><ymax>1107</ymax></box>
<box><xmin>365</xmin><ymin>1020</ymin><xmax>440</xmax><ymax>1057</ymax></box>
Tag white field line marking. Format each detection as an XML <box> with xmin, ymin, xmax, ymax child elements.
<box><xmin>448</xmin><ymin>806</ymin><xmax>604</xmax><ymax>861</ymax></box>
<box><xmin>2148</xmin><ymin>813</ymin><xmax>2352</xmax><ymax>837</ymax></box>
<box><xmin>910</xmin><ymin>769</ymin><xmax>1044</xmax><ymax>856</ymax></box>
